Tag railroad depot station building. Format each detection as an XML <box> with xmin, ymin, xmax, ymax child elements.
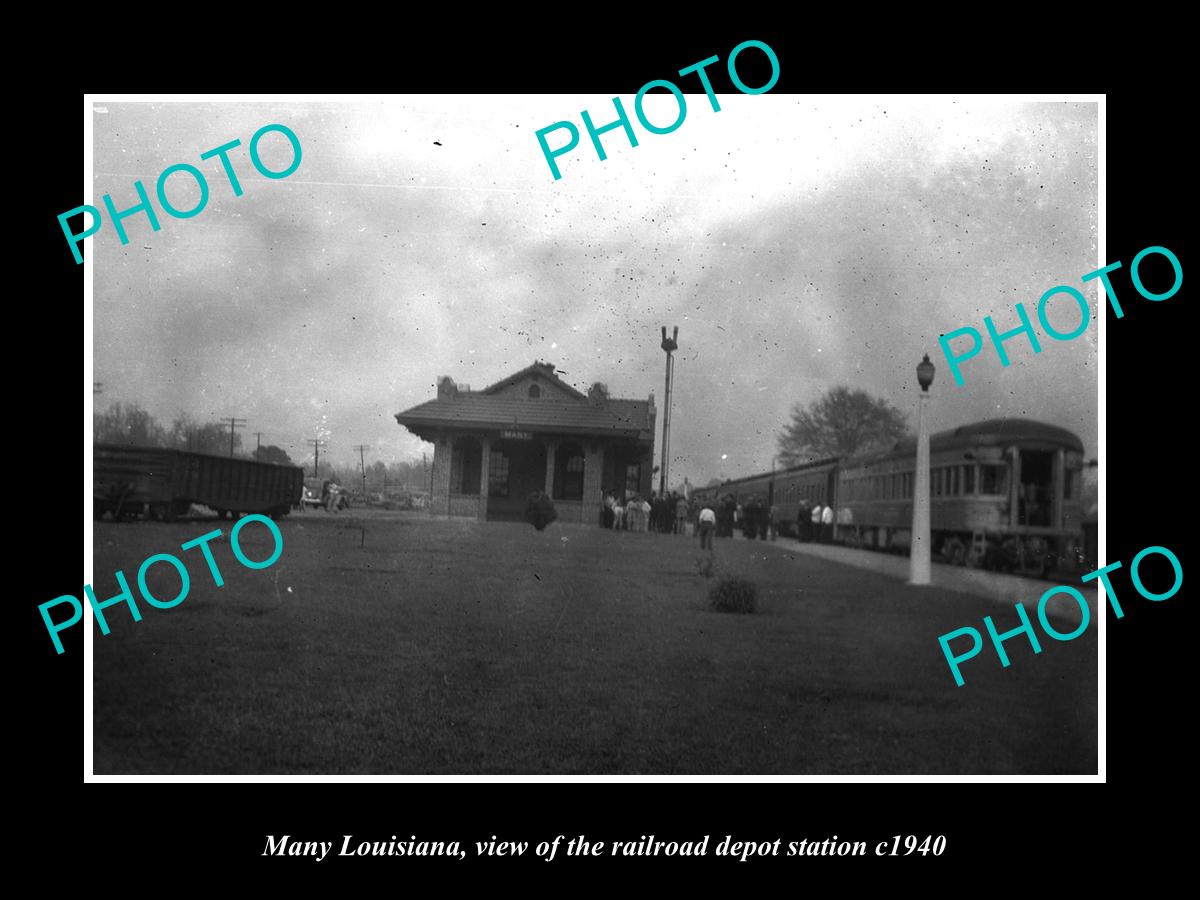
<box><xmin>395</xmin><ymin>362</ymin><xmax>657</xmax><ymax>524</ymax></box>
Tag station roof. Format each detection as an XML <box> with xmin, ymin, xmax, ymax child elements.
<box><xmin>395</xmin><ymin>362</ymin><xmax>655</xmax><ymax>443</ymax></box>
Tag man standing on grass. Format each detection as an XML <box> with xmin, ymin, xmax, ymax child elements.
<box><xmin>698</xmin><ymin>504</ymin><xmax>717</xmax><ymax>577</ymax></box>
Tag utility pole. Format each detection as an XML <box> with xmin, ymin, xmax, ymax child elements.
<box><xmin>225</xmin><ymin>417</ymin><xmax>247</xmax><ymax>458</ymax></box>
<box><xmin>307</xmin><ymin>437</ymin><xmax>328</xmax><ymax>478</ymax></box>
<box><xmin>659</xmin><ymin>325</ymin><xmax>679</xmax><ymax>498</ymax></box>
<box><xmin>353</xmin><ymin>444</ymin><xmax>370</xmax><ymax>498</ymax></box>
<box><xmin>253</xmin><ymin>432</ymin><xmax>264</xmax><ymax>458</ymax></box>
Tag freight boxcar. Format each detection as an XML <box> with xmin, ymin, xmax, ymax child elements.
<box><xmin>93</xmin><ymin>444</ymin><xmax>304</xmax><ymax>521</ymax></box>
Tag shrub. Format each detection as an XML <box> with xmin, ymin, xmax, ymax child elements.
<box><xmin>709</xmin><ymin>577</ymin><xmax>757</xmax><ymax>614</ymax></box>
<box><xmin>525</xmin><ymin>490</ymin><xmax>558</xmax><ymax>531</ymax></box>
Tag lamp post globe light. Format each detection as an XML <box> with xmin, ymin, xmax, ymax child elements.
<box><xmin>909</xmin><ymin>354</ymin><xmax>935</xmax><ymax>585</ymax></box>
<box><xmin>659</xmin><ymin>326</ymin><xmax>679</xmax><ymax>498</ymax></box>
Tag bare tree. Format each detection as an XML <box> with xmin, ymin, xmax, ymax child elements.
<box><xmin>94</xmin><ymin>401</ymin><xmax>167</xmax><ymax>447</ymax></box>
<box><xmin>778</xmin><ymin>386</ymin><xmax>909</xmax><ymax>464</ymax></box>
<box><xmin>168</xmin><ymin>414</ymin><xmax>239</xmax><ymax>456</ymax></box>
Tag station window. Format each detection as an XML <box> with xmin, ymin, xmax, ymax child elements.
<box><xmin>963</xmin><ymin>464</ymin><xmax>976</xmax><ymax>495</ymax></box>
<box><xmin>625</xmin><ymin>463</ymin><xmax>641</xmax><ymax>495</ymax></box>
<box><xmin>554</xmin><ymin>444</ymin><xmax>586</xmax><ymax>501</ymax></box>
<box><xmin>528</xmin><ymin>384</ymin><xmax>541</xmax><ymax>398</ymax></box>
<box><xmin>488</xmin><ymin>449</ymin><xmax>509</xmax><ymax>497</ymax></box>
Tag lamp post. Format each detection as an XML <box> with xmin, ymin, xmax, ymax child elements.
<box><xmin>910</xmin><ymin>354</ymin><xmax>936</xmax><ymax>585</ymax></box>
<box><xmin>658</xmin><ymin>325</ymin><xmax>679</xmax><ymax>498</ymax></box>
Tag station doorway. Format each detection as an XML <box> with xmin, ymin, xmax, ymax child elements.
<box><xmin>486</xmin><ymin>439</ymin><xmax>547</xmax><ymax>522</ymax></box>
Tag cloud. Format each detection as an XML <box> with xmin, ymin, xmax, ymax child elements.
<box><xmin>92</xmin><ymin>98</ymin><xmax>1097</xmax><ymax>478</ymax></box>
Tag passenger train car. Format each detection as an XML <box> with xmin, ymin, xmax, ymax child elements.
<box><xmin>690</xmin><ymin>418</ymin><xmax>1087</xmax><ymax>576</ymax></box>
<box><xmin>691</xmin><ymin>458</ymin><xmax>838</xmax><ymax>538</ymax></box>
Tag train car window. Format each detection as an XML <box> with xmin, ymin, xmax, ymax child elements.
<box><xmin>950</xmin><ymin>466</ymin><xmax>960</xmax><ymax>496</ymax></box>
<box><xmin>904</xmin><ymin>472</ymin><xmax>912</xmax><ymax>498</ymax></box>
<box><xmin>1065</xmin><ymin>469</ymin><xmax>1078</xmax><ymax>500</ymax></box>
<box><xmin>963</xmin><ymin>464</ymin><xmax>976</xmax><ymax>495</ymax></box>
<box><xmin>981</xmin><ymin>464</ymin><xmax>1009</xmax><ymax>496</ymax></box>
<box><xmin>932</xmin><ymin>468</ymin><xmax>941</xmax><ymax>497</ymax></box>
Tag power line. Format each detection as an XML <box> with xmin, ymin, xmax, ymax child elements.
<box><xmin>307</xmin><ymin>437</ymin><xmax>328</xmax><ymax>478</ymax></box>
<box><xmin>353</xmin><ymin>445</ymin><xmax>370</xmax><ymax>498</ymax></box>
<box><xmin>224</xmin><ymin>417</ymin><xmax>247</xmax><ymax>458</ymax></box>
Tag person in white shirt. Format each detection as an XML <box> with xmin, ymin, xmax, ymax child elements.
<box><xmin>810</xmin><ymin>502</ymin><xmax>822</xmax><ymax>542</ymax></box>
<box><xmin>698</xmin><ymin>505</ymin><xmax>716</xmax><ymax>550</ymax></box>
<box><xmin>697</xmin><ymin>505</ymin><xmax>717</xmax><ymax>576</ymax></box>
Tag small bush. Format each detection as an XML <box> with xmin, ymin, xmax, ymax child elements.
<box><xmin>709</xmin><ymin>577</ymin><xmax>757</xmax><ymax>614</ymax></box>
<box><xmin>525</xmin><ymin>490</ymin><xmax>558</xmax><ymax>531</ymax></box>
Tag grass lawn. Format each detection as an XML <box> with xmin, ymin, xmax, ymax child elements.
<box><xmin>91</xmin><ymin>513</ymin><xmax>1097</xmax><ymax>774</ymax></box>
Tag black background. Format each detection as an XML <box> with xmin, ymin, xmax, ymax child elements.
<box><xmin>22</xmin><ymin>24</ymin><xmax>1187</xmax><ymax>886</ymax></box>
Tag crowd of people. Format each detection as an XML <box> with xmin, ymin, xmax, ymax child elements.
<box><xmin>600</xmin><ymin>489</ymin><xmax>840</xmax><ymax>545</ymax></box>
<box><xmin>601</xmin><ymin>490</ymin><xmax>693</xmax><ymax>533</ymax></box>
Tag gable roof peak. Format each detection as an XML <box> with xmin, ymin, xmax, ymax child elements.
<box><xmin>479</xmin><ymin>361</ymin><xmax>587</xmax><ymax>400</ymax></box>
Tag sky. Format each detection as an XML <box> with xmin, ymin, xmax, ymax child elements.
<box><xmin>91</xmin><ymin>96</ymin><xmax>1098</xmax><ymax>485</ymax></box>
